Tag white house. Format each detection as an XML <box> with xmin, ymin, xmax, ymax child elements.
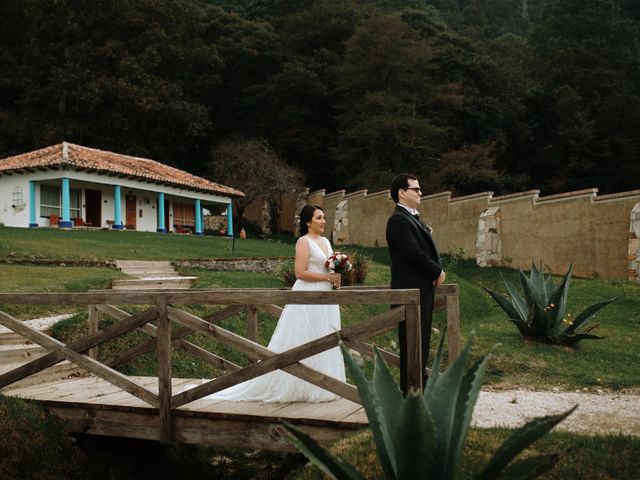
<box><xmin>0</xmin><ymin>142</ymin><xmax>243</xmax><ymax>235</ymax></box>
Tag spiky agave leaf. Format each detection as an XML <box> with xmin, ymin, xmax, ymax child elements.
<box><xmin>529</xmin><ymin>263</ymin><xmax>548</xmax><ymax>306</ymax></box>
<box><xmin>476</xmin><ymin>405</ymin><xmax>577</xmax><ymax>480</ymax></box>
<box><xmin>425</xmin><ymin>328</ymin><xmax>446</xmax><ymax>396</ymax></box>
<box><xmin>494</xmin><ymin>453</ymin><xmax>564</xmax><ymax>480</ymax></box>
<box><xmin>424</xmin><ymin>336</ymin><xmax>494</xmax><ymax>479</ymax></box>
<box><xmin>501</xmin><ymin>272</ymin><xmax>529</xmax><ymax>321</ymax></box>
<box><xmin>563</xmin><ymin>299</ymin><xmax>616</xmax><ymax>336</ymax></box>
<box><xmin>519</xmin><ymin>268</ymin><xmax>544</xmax><ymax>311</ymax></box>
<box><xmin>545</xmin><ymin>267</ymin><xmax>572</xmax><ymax>337</ymax></box>
<box><xmin>484</xmin><ymin>287</ymin><xmax>531</xmax><ymax>335</ymax></box>
<box><xmin>339</xmin><ymin>340</ymin><xmax>397</xmax><ymax>479</ymax></box>
<box><xmin>393</xmin><ymin>391</ymin><xmax>436</xmax><ymax>479</ymax></box>
<box><xmin>283</xmin><ymin>422</ymin><xmax>364</xmax><ymax>480</ymax></box>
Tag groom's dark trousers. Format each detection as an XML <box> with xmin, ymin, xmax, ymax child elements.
<box><xmin>386</xmin><ymin>206</ymin><xmax>442</xmax><ymax>394</ymax></box>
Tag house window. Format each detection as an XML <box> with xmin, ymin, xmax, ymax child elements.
<box><xmin>40</xmin><ymin>185</ymin><xmax>81</xmax><ymax>218</ymax></box>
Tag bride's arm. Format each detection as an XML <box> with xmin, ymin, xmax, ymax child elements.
<box><xmin>294</xmin><ymin>237</ymin><xmax>340</xmax><ymax>284</ymax></box>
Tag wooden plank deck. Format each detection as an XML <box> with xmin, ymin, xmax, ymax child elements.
<box><xmin>2</xmin><ymin>375</ymin><xmax>368</xmax><ymax>451</ymax></box>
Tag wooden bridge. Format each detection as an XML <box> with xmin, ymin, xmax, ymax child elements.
<box><xmin>0</xmin><ymin>286</ymin><xmax>459</xmax><ymax>451</ymax></box>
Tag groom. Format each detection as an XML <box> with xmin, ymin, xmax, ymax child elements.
<box><xmin>386</xmin><ymin>173</ymin><xmax>445</xmax><ymax>394</ymax></box>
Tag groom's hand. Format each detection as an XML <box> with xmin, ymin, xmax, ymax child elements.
<box><xmin>433</xmin><ymin>270</ymin><xmax>446</xmax><ymax>287</ymax></box>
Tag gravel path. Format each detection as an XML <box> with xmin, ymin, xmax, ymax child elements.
<box><xmin>0</xmin><ymin>313</ymin><xmax>74</xmax><ymax>335</ymax></box>
<box><xmin>473</xmin><ymin>389</ymin><xmax>640</xmax><ymax>436</ymax></box>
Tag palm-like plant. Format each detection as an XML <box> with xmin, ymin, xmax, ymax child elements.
<box><xmin>284</xmin><ymin>334</ymin><xmax>575</xmax><ymax>479</ymax></box>
<box><xmin>484</xmin><ymin>263</ymin><xmax>615</xmax><ymax>346</ymax></box>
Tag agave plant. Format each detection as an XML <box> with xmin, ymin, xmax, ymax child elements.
<box><xmin>284</xmin><ymin>334</ymin><xmax>575</xmax><ymax>480</ymax></box>
<box><xmin>484</xmin><ymin>262</ymin><xmax>615</xmax><ymax>346</ymax></box>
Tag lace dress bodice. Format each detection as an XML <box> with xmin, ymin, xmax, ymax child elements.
<box><xmin>292</xmin><ymin>236</ymin><xmax>333</xmax><ymax>291</ymax></box>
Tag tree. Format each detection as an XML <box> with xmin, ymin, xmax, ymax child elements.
<box><xmin>528</xmin><ymin>0</ymin><xmax>640</xmax><ymax>193</ymax></box>
<box><xmin>208</xmin><ymin>139</ymin><xmax>305</xmax><ymax>233</ymax></box>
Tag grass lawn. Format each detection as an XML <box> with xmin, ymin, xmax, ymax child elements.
<box><xmin>1</xmin><ymin>231</ymin><xmax>639</xmax><ymax>479</ymax></box>
<box><xmin>0</xmin><ymin>225</ymin><xmax>295</xmax><ymax>260</ymax></box>
<box><xmin>292</xmin><ymin>428</ymin><xmax>640</xmax><ymax>479</ymax></box>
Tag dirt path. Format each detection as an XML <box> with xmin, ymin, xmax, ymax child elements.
<box><xmin>472</xmin><ymin>389</ymin><xmax>640</xmax><ymax>436</ymax></box>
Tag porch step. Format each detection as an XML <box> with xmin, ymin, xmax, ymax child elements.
<box><xmin>113</xmin><ymin>260</ymin><xmax>197</xmax><ymax>288</ymax></box>
<box><xmin>115</xmin><ymin>260</ymin><xmax>184</xmax><ymax>278</ymax></box>
<box><xmin>115</xmin><ymin>260</ymin><xmax>173</xmax><ymax>269</ymax></box>
<box><xmin>111</xmin><ymin>277</ymin><xmax>197</xmax><ymax>290</ymax></box>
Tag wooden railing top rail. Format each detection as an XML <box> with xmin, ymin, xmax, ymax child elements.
<box><xmin>0</xmin><ymin>287</ymin><xmax>420</xmax><ymax>305</ymax></box>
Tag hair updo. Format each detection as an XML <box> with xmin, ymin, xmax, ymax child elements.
<box><xmin>298</xmin><ymin>205</ymin><xmax>324</xmax><ymax>237</ymax></box>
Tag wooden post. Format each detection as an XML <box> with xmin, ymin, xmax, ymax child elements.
<box><xmin>156</xmin><ymin>295</ymin><xmax>173</xmax><ymax>443</ymax></box>
<box><xmin>404</xmin><ymin>303</ymin><xmax>423</xmax><ymax>392</ymax></box>
<box><xmin>88</xmin><ymin>305</ymin><xmax>98</xmax><ymax>360</ymax></box>
<box><xmin>446</xmin><ymin>285</ymin><xmax>460</xmax><ymax>363</ymax></box>
<box><xmin>246</xmin><ymin>305</ymin><xmax>258</xmax><ymax>364</ymax></box>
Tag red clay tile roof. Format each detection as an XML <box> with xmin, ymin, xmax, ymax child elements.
<box><xmin>0</xmin><ymin>142</ymin><xmax>244</xmax><ymax>197</ymax></box>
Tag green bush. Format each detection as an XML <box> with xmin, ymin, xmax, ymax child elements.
<box><xmin>484</xmin><ymin>263</ymin><xmax>616</xmax><ymax>346</ymax></box>
<box><xmin>0</xmin><ymin>395</ymin><xmax>79</xmax><ymax>479</ymax></box>
<box><xmin>285</xmin><ymin>335</ymin><xmax>574</xmax><ymax>479</ymax></box>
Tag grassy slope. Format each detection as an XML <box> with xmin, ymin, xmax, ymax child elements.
<box><xmin>2</xmin><ymin>230</ymin><xmax>639</xmax><ymax>478</ymax></box>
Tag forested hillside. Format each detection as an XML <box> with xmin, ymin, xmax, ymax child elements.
<box><xmin>1</xmin><ymin>0</ymin><xmax>638</xmax><ymax>195</ymax></box>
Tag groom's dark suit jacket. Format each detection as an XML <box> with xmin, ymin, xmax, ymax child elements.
<box><xmin>386</xmin><ymin>205</ymin><xmax>442</xmax><ymax>393</ymax></box>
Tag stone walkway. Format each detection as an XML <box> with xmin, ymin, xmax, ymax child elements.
<box><xmin>473</xmin><ymin>389</ymin><xmax>640</xmax><ymax>436</ymax></box>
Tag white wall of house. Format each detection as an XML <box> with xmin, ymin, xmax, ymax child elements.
<box><xmin>0</xmin><ymin>175</ymin><xmax>30</xmax><ymax>227</ymax></box>
<box><xmin>0</xmin><ymin>168</ymin><xmax>231</xmax><ymax>232</ymax></box>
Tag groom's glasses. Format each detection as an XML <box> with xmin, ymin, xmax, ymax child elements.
<box><xmin>404</xmin><ymin>187</ymin><xmax>422</xmax><ymax>194</ymax></box>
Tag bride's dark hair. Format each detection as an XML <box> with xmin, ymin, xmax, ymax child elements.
<box><xmin>298</xmin><ymin>205</ymin><xmax>324</xmax><ymax>237</ymax></box>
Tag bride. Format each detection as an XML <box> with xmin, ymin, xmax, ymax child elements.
<box><xmin>209</xmin><ymin>205</ymin><xmax>345</xmax><ymax>402</ymax></box>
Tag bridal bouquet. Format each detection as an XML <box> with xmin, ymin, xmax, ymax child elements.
<box><xmin>326</xmin><ymin>252</ymin><xmax>352</xmax><ymax>289</ymax></box>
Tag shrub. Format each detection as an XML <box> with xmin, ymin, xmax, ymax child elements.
<box><xmin>350</xmin><ymin>250</ymin><xmax>370</xmax><ymax>284</ymax></box>
<box><xmin>280</xmin><ymin>260</ymin><xmax>297</xmax><ymax>287</ymax></box>
<box><xmin>284</xmin><ymin>335</ymin><xmax>575</xmax><ymax>479</ymax></box>
<box><xmin>0</xmin><ymin>395</ymin><xmax>79</xmax><ymax>479</ymax></box>
<box><xmin>484</xmin><ymin>263</ymin><xmax>616</xmax><ymax>346</ymax></box>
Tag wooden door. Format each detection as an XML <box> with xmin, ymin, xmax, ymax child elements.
<box><xmin>85</xmin><ymin>190</ymin><xmax>101</xmax><ymax>227</ymax></box>
<box><xmin>126</xmin><ymin>195</ymin><xmax>137</xmax><ymax>230</ymax></box>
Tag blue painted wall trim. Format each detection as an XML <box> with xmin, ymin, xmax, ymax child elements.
<box><xmin>112</xmin><ymin>185</ymin><xmax>124</xmax><ymax>229</ymax></box>
<box><xmin>29</xmin><ymin>180</ymin><xmax>38</xmax><ymax>227</ymax></box>
<box><xmin>226</xmin><ymin>203</ymin><xmax>234</xmax><ymax>237</ymax></box>
<box><xmin>157</xmin><ymin>192</ymin><xmax>166</xmax><ymax>233</ymax></box>
<box><xmin>195</xmin><ymin>199</ymin><xmax>203</xmax><ymax>235</ymax></box>
<box><xmin>59</xmin><ymin>178</ymin><xmax>73</xmax><ymax>228</ymax></box>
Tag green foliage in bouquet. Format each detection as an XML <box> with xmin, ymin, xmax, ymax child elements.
<box><xmin>484</xmin><ymin>263</ymin><xmax>615</xmax><ymax>346</ymax></box>
<box><xmin>284</xmin><ymin>335</ymin><xmax>575</xmax><ymax>480</ymax></box>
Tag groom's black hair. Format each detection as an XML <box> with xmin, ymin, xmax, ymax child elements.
<box><xmin>299</xmin><ymin>205</ymin><xmax>324</xmax><ymax>236</ymax></box>
<box><xmin>390</xmin><ymin>173</ymin><xmax>418</xmax><ymax>203</ymax></box>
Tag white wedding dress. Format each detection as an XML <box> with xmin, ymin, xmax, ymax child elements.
<box><xmin>207</xmin><ymin>236</ymin><xmax>345</xmax><ymax>403</ymax></box>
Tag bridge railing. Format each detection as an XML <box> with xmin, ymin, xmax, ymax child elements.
<box><xmin>0</xmin><ymin>285</ymin><xmax>459</xmax><ymax>443</ymax></box>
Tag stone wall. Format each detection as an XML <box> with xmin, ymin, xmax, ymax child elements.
<box><xmin>176</xmin><ymin>257</ymin><xmax>292</xmax><ymax>275</ymax></box>
<box><xmin>249</xmin><ymin>186</ymin><xmax>640</xmax><ymax>280</ymax></box>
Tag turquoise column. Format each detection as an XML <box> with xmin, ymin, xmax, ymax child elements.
<box><xmin>157</xmin><ymin>192</ymin><xmax>166</xmax><ymax>233</ymax></box>
<box><xmin>113</xmin><ymin>185</ymin><xmax>123</xmax><ymax>229</ymax></box>
<box><xmin>226</xmin><ymin>202</ymin><xmax>234</xmax><ymax>237</ymax></box>
<box><xmin>29</xmin><ymin>181</ymin><xmax>38</xmax><ymax>227</ymax></box>
<box><xmin>195</xmin><ymin>199</ymin><xmax>203</xmax><ymax>235</ymax></box>
<box><xmin>59</xmin><ymin>178</ymin><xmax>73</xmax><ymax>228</ymax></box>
